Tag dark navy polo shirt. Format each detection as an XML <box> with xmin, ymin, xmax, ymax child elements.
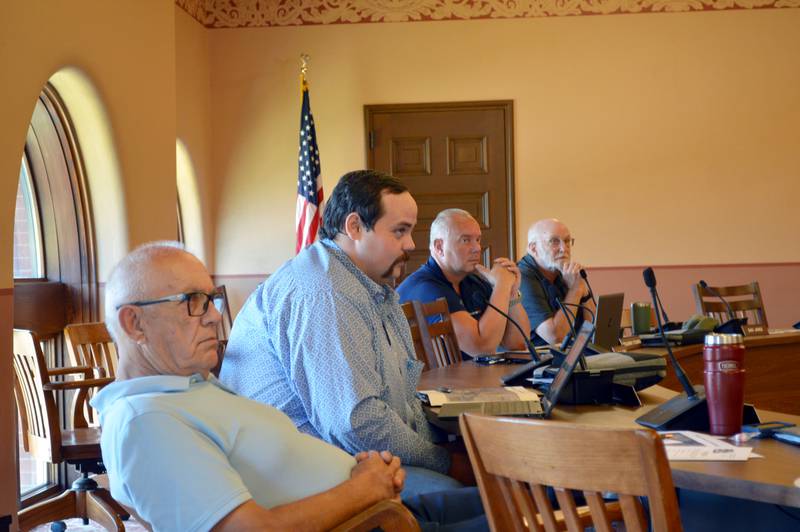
<box><xmin>397</xmin><ymin>257</ymin><xmax>493</xmax><ymax>322</ymax></box>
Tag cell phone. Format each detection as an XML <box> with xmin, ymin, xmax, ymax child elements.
<box><xmin>742</xmin><ymin>421</ymin><xmax>796</xmax><ymax>438</ymax></box>
<box><xmin>773</xmin><ymin>426</ymin><xmax>800</xmax><ymax>446</ymax></box>
<box><xmin>473</xmin><ymin>355</ymin><xmax>507</xmax><ymax>365</ymax></box>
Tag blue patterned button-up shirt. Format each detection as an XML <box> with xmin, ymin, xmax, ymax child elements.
<box><xmin>220</xmin><ymin>239</ymin><xmax>449</xmax><ymax>473</ymax></box>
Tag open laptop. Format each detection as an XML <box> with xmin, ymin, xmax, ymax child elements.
<box><xmin>494</xmin><ymin>320</ymin><xmax>595</xmax><ymax>418</ymax></box>
<box><xmin>593</xmin><ymin>292</ymin><xmax>624</xmax><ymax>351</ymax></box>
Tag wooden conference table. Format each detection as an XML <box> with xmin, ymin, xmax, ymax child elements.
<box><xmin>627</xmin><ymin>330</ymin><xmax>800</xmax><ymax>416</ymax></box>
<box><xmin>418</xmin><ymin>361</ymin><xmax>800</xmax><ymax>508</ymax></box>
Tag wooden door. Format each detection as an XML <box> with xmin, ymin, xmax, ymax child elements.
<box><xmin>365</xmin><ymin>101</ymin><xmax>515</xmax><ymax>280</ymax></box>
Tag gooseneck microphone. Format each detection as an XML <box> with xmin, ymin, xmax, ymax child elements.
<box><xmin>699</xmin><ymin>280</ymin><xmax>746</xmax><ymax>334</ymax></box>
<box><xmin>545</xmin><ymin>285</ymin><xmax>578</xmax><ymax>349</ymax></box>
<box><xmin>545</xmin><ymin>285</ymin><xmax>589</xmax><ymax>369</ymax></box>
<box><xmin>560</xmin><ymin>301</ymin><xmax>596</xmax><ymax>324</ymax></box>
<box><xmin>644</xmin><ymin>267</ymin><xmax>696</xmax><ymax>398</ymax></box>
<box><xmin>471</xmin><ymin>293</ymin><xmax>540</xmax><ymax>362</ymax></box>
<box><xmin>636</xmin><ymin>267</ymin><xmax>708</xmax><ymax>431</ymax></box>
<box><xmin>579</xmin><ymin>269</ymin><xmax>597</xmax><ymax>307</ymax></box>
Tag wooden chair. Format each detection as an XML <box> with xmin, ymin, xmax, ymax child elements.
<box><xmin>332</xmin><ymin>500</ymin><xmax>420</xmax><ymax>531</ymax></box>
<box><xmin>13</xmin><ymin>329</ymin><xmax>127</xmax><ymax>532</ymax></box>
<box><xmin>212</xmin><ymin>285</ymin><xmax>233</xmax><ymax>377</ymax></box>
<box><xmin>64</xmin><ymin>321</ymin><xmax>118</xmax><ymax>426</ymax></box>
<box><xmin>692</xmin><ymin>281</ymin><xmax>768</xmax><ymax>329</ymax></box>
<box><xmin>402</xmin><ymin>298</ymin><xmax>462</xmax><ymax>370</ymax></box>
<box><xmin>460</xmin><ymin>414</ymin><xmax>682</xmax><ymax>532</ymax></box>
<box><xmin>401</xmin><ymin>300</ymin><xmax>430</xmax><ymax>363</ymax></box>
<box><xmin>64</xmin><ymin>322</ymin><xmax>118</xmax><ymax>379</ymax></box>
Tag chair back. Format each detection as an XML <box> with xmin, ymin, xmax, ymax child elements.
<box><xmin>12</xmin><ymin>329</ymin><xmax>62</xmax><ymax>464</ymax></box>
<box><xmin>402</xmin><ymin>298</ymin><xmax>462</xmax><ymax>370</ymax></box>
<box><xmin>401</xmin><ymin>301</ymin><xmax>430</xmax><ymax>363</ymax></box>
<box><xmin>211</xmin><ymin>285</ymin><xmax>234</xmax><ymax>377</ymax></box>
<box><xmin>460</xmin><ymin>414</ymin><xmax>682</xmax><ymax>532</ymax></box>
<box><xmin>64</xmin><ymin>321</ymin><xmax>118</xmax><ymax>378</ymax></box>
<box><xmin>692</xmin><ymin>281</ymin><xmax>768</xmax><ymax>328</ymax></box>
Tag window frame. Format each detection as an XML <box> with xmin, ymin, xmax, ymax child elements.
<box><xmin>14</xmin><ymin>82</ymin><xmax>99</xmax><ymax>506</ymax></box>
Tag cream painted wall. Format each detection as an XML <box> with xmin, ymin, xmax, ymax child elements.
<box><xmin>1</xmin><ymin>0</ymin><xmax>178</xmax><ymax>289</ymax></box>
<box><xmin>1</xmin><ymin>1</ymin><xmax>178</xmax><ymax>523</ymax></box>
<box><xmin>210</xmin><ymin>10</ymin><xmax>800</xmax><ymax>276</ymax></box>
<box><xmin>176</xmin><ymin>5</ymin><xmax>214</xmax><ymax>269</ymax></box>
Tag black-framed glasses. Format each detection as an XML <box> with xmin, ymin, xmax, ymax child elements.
<box><xmin>116</xmin><ymin>290</ymin><xmax>225</xmax><ymax>317</ymax></box>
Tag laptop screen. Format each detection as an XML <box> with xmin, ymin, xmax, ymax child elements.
<box><xmin>542</xmin><ymin>321</ymin><xmax>595</xmax><ymax>415</ymax></box>
<box><xmin>593</xmin><ymin>292</ymin><xmax>624</xmax><ymax>350</ymax></box>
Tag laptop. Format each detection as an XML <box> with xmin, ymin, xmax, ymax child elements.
<box><xmin>593</xmin><ymin>292</ymin><xmax>624</xmax><ymax>351</ymax></box>
<box><xmin>491</xmin><ymin>321</ymin><xmax>595</xmax><ymax>418</ymax></box>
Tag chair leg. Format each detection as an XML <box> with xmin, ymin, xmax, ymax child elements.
<box><xmin>17</xmin><ymin>489</ymin><xmax>77</xmax><ymax>532</ymax></box>
<box><xmin>90</xmin><ymin>487</ymin><xmax>130</xmax><ymax>521</ymax></box>
<box><xmin>84</xmin><ymin>489</ymin><xmax>126</xmax><ymax>531</ymax></box>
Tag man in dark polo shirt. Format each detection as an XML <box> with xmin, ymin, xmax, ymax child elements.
<box><xmin>518</xmin><ymin>218</ymin><xmax>594</xmax><ymax>346</ymax></box>
<box><xmin>397</xmin><ymin>208</ymin><xmax>530</xmax><ymax>356</ymax></box>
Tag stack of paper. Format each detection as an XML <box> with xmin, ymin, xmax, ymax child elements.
<box><xmin>658</xmin><ymin>431</ymin><xmax>753</xmax><ymax>461</ymax></box>
<box><xmin>417</xmin><ymin>386</ymin><xmax>542</xmax><ymax>418</ymax></box>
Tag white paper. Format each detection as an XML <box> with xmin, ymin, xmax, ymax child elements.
<box><xmin>420</xmin><ymin>386</ymin><xmax>539</xmax><ymax>407</ymax></box>
<box><xmin>658</xmin><ymin>431</ymin><xmax>753</xmax><ymax>461</ymax></box>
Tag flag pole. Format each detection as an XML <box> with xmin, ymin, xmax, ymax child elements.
<box><xmin>295</xmin><ymin>52</ymin><xmax>323</xmax><ymax>254</ymax></box>
<box><xmin>300</xmin><ymin>53</ymin><xmax>310</xmax><ymax>89</ymax></box>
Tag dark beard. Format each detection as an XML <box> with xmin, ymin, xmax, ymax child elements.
<box><xmin>381</xmin><ymin>252</ymin><xmax>410</xmax><ymax>280</ymax></box>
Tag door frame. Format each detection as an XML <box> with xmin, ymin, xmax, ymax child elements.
<box><xmin>364</xmin><ymin>100</ymin><xmax>516</xmax><ymax>259</ymax></box>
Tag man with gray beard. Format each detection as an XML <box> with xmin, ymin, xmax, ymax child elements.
<box><xmin>518</xmin><ymin>218</ymin><xmax>594</xmax><ymax>346</ymax></box>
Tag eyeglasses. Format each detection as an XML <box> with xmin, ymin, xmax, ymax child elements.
<box><xmin>545</xmin><ymin>237</ymin><xmax>575</xmax><ymax>249</ymax></box>
<box><xmin>116</xmin><ymin>290</ymin><xmax>225</xmax><ymax>317</ymax></box>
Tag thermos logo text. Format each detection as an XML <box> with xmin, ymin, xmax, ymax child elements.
<box><xmin>718</xmin><ymin>361</ymin><xmax>739</xmax><ymax>371</ymax></box>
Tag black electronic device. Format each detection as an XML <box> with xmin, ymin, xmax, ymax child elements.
<box><xmin>593</xmin><ymin>292</ymin><xmax>624</xmax><ymax>351</ymax></box>
<box><xmin>545</xmin><ymin>284</ymin><xmax>590</xmax><ymax>368</ymax></box>
<box><xmin>473</xmin><ymin>293</ymin><xmax>541</xmax><ymax>362</ymax></box>
<box><xmin>532</xmin><ymin>321</ymin><xmax>595</xmax><ymax>417</ymax></box>
<box><xmin>500</xmin><ymin>355</ymin><xmax>554</xmax><ymax>386</ymax></box>
<box><xmin>546</xmin><ymin>366</ymin><xmax>615</xmax><ymax>405</ymax></box>
<box><xmin>699</xmin><ymin>280</ymin><xmax>747</xmax><ymax>335</ymax></box>
<box><xmin>636</xmin><ymin>267</ymin><xmax>710</xmax><ymax>431</ymax></box>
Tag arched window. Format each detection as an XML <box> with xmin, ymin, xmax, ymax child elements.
<box><xmin>13</xmin><ymin>158</ymin><xmax>44</xmax><ymax>279</ymax></box>
<box><xmin>14</xmin><ymin>83</ymin><xmax>97</xmax><ymax>503</ymax></box>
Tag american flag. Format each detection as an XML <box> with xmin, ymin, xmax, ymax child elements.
<box><xmin>295</xmin><ymin>79</ymin><xmax>324</xmax><ymax>253</ymax></box>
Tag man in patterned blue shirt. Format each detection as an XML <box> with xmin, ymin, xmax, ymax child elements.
<box><xmin>220</xmin><ymin>170</ymin><xmax>461</xmax><ymax>497</ymax></box>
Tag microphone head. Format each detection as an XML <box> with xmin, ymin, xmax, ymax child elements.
<box><xmin>699</xmin><ymin>280</ymin><xmax>708</xmax><ymax>289</ymax></box>
<box><xmin>579</xmin><ymin>269</ymin><xmax>588</xmax><ymax>280</ymax></box>
<box><xmin>643</xmin><ymin>267</ymin><xmax>657</xmax><ymax>289</ymax></box>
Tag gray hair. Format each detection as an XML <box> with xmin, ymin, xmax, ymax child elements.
<box><xmin>104</xmin><ymin>241</ymin><xmax>187</xmax><ymax>342</ymax></box>
<box><xmin>527</xmin><ymin>218</ymin><xmax>561</xmax><ymax>247</ymax></box>
<box><xmin>429</xmin><ymin>208</ymin><xmax>475</xmax><ymax>249</ymax></box>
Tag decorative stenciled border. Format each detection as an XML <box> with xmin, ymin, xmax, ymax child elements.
<box><xmin>176</xmin><ymin>0</ymin><xmax>799</xmax><ymax>28</ymax></box>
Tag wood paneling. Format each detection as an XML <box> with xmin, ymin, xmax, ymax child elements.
<box><xmin>366</xmin><ymin>101</ymin><xmax>515</xmax><ymax>280</ymax></box>
<box><xmin>12</xmin><ymin>282</ymin><xmax>69</xmax><ymax>339</ymax></box>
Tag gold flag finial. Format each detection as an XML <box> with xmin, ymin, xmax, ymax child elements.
<box><xmin>300</xmin><ymin>53</ymin><xmax>310</xmax><ymax>79</ymax></box>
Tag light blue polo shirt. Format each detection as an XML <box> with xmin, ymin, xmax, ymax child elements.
<box><xmin>91</xmin><ymin>374</ymin><xmax>355</xmax><ymax>532</ymax></box>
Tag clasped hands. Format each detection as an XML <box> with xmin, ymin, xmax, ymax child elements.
<box><xmin>352</xmin><ymin>450</ymin><xmax>405</xmax><ymax>501</ymax></box>
<box><xmin>475</xmin><ymin>257</ymin><xmax>521</xmax><ymax>297</ymax></box>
